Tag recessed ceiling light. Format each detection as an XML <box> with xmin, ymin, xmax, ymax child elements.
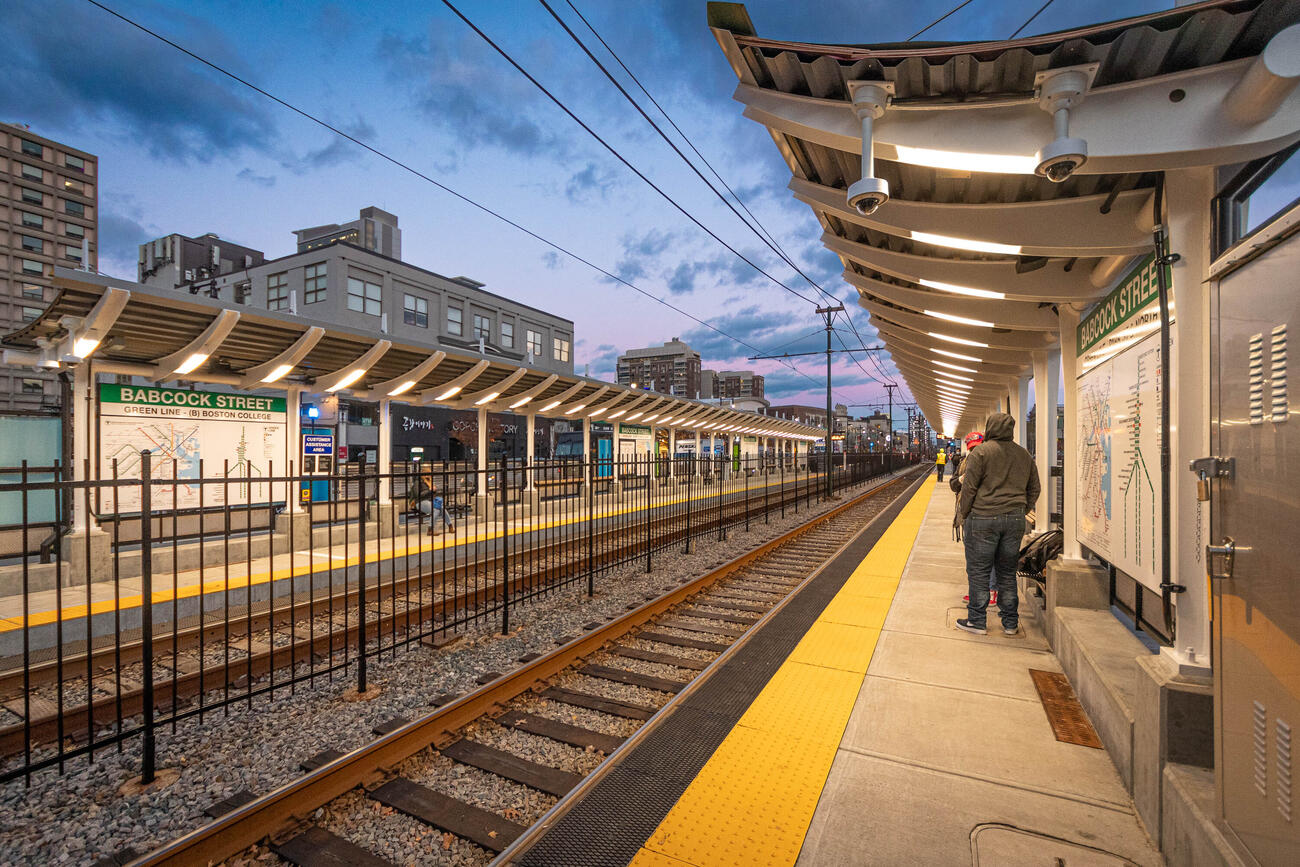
<box><xmin>911</xmin><ymin>231</ymin><xmax>1021</xmax><ymax>256</ymax></box>
<box><xmin>925</xmin><ymin>310</ymin><xmax>995</xmax><ymax>328</ymax></box>
<box><xmin>918</xmin><ymin>278</ymin><xmax>1006</xmax><ymax>300</ymax></box>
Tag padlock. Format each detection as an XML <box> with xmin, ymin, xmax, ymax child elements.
<box><xmin>1197</xmin><ymin>475</ymin><xmax>1211</xmax><ymax>502</ymax></box>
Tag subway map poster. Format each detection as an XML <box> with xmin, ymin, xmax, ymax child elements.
<box><xmin>97</xmin><ymin>385</ymin><xmax>286</xmax><ymax>512</ymax></box>
<box><xmin>1075</xmin><ymin>328</ymin><xmax>1174</xmax><ymax>594</ymax></box>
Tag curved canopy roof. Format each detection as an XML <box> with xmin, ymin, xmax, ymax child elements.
<box><xmin>0</xmin><ymin>269</ymin><xmax>824</xmax><ymax>440</ymax></box>
<box><xmin>709</xmin><ymin>0</ymin><xmax>1300</xmax><ymax>435</ymax></box>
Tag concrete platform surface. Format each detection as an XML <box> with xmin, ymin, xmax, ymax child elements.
<box><xmin>797</xmin><ymin>483</ymin><xmax>1161</xmax><ymax>866</ymax></box>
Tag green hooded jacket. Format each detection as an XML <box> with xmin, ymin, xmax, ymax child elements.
<box><xmin>957</xmin><ymin>412</ymin><xmax>1041</xmax><ymax>521</ymax></box>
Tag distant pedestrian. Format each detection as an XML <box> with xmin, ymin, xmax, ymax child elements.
<box><xmin>955</xmin><ymin>414</ymin><xmax>1040</xmax><ymax>636</ymax></box>
<box><xmin>935</xmin><ymin>448</ymin><xmax>948</xmax><ymax>481</ymax></box>
<box><xmin>413</xmin><ymin>471</ymin><xmax>455</xmax><ymax>535</ymax></box>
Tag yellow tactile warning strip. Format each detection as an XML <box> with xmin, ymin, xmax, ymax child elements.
<box><xmin>629</xmin><ymin>477</ymin><xmax>934</xmax><ymax>867</ymax></box>
<box><xmin>0</xmin><ymin>471</ymin><xmax>830</xmax><ymax>634</ymax></box>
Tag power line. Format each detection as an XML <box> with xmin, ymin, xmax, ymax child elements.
<box><xmin>543</xmin><ymin>1</ymin><xmax>893</xmax><ymax>398</ymax></box>
<box><xmin>1009</xmin><ymin>0</ymin><xmax>1056</xmax><ymax>39</ymax></box>
<box><xmin>907</xmin><ymin>0</ymin><xmax>978</xmax><ymax>41</ymax></box>
<box><xmin>440</xmin><ymin>0</ymin><xmax>823</xmax><ymax>307</ymax></box>
<box><xmin>78</xmin><ymin>0</ymin><xmax>828</xmax><ymax>391</ymax></box>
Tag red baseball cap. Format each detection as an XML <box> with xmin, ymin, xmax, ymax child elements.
<box><xmin>963</xmin><ymin>432</ymin><xmax>985</xmax><ymax>448</ymax></box>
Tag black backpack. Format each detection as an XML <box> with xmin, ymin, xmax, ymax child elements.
<box><xmin>1018</xmin><ymin>529</ymin><xmax>1063</xmax><ymax>576</ymax></box>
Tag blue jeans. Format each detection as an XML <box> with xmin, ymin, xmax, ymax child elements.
<box><xmin>962</xmin><ymin>513</ymin><xmax>1025</xmax><ymax>629</ymax></box>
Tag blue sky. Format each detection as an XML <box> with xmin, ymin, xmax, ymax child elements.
<box><xmin>5</xmin><ymin>0</ymin><xmax>1169</xmax><ymax>413</ymax></box>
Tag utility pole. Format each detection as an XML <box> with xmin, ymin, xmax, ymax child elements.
<box><xmin>816</xmin><ymin>303</ymin><xmax>843</xmax><ymax>499</ymax></box>
<box><xmin>883</xmin><ymin>382</ymin><xmax>898</xmax><ymax>473</ymax></box>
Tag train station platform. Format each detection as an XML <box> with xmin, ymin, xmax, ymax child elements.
<box><xmin>510</xmin><ymin>476</ymin><xmax>1161</xmax><ymax>866</ymax></box>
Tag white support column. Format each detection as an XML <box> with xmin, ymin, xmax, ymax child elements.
<box><xmin>477</xmin><ymin>407</ymin><xmax>489</xmax><ymax>501</ymax></box>
<box><xmin>581</xmin><ymin>419</ymin><xmax>591</xmax><ymax>488</ymax></box>
<box><xmin>525</xmin><ymin>412</ymin><xmax>536</xmax><ymax>491</ymax></box>
<box><xmin>1033</xmin><ymin>349</ymin><xmax>1061</xmax><ymax>524</ymax></box>
<box><xmin>1014</xmin><ymin>375</ymin><xmax>1030</xmax><ymax>448</ymax></box>
<box><xmin>695</xmin><ymin>432</ymin><xmax>703</xmax><ymax>475</ymax></box>
<box><xmin>286</xmin><ymin>387</ymin><xmax>302</xmax><ymax>514</ymax></box>
<box><xmin>1163</xmin><ymin>166</ymin><xmax>1214</xmax><ymax>673</ymax></box>
<box><xmin>71</xmin><ymin>361</ymin><xmax>93</xmax><ymax>533</ymax></box>
<box><xmin>377</xmin><ymin>398</ymin><xmax>392</xmax><ymax>506</ymax></box>
<box><xmin>1059</xmin><ymin>307</ymin><xmax>1082</xmax><ymax>560</ymax></box>
<box><xmin>668</xmin><ymin>427</ymin><xmax>676</xmax><ymax>477</ymax></box>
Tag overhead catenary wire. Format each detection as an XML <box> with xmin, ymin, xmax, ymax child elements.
<box><xmin>1009</xmin><ymin>0</ymin><xmax>1056</xmax><ymax>39</ymax></box>
<box><xmin>78</xmin><ymin>0</ymin><xmax>831</xmax><ymax>392</ymax></box>
<box><xmin>439</xmin><ymin>0</ymin><xmax>824</xmax><ymax>308</ymax></box>
<box><xmin>907</xmin><ymin>0</ymin><xmax>978</xmax><ymax>41</ymax></box>
<box><xmin>544</xmin><ymin>0</ymin><xmax>891</xmax><ymax>390</ymax></box>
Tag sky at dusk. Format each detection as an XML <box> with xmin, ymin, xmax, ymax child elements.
<box><xmin>5</xmin><ymin>0</ymin><xmax>1169</xmax><ymax>415</ymax></box>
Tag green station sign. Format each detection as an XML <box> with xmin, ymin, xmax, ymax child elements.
<box><xmin>618</xmin><ymin>423</ymin><xmax>652</xmax><ymax>437</ymax></box>
<box><xmin>1076</xmin><ymin>252</ymin><xmax>1172</xmax><ymax>354</ymax></box>
<box><xmin>99</xmin><ymin>384</ymin><xmax>286</xmax><ymax>416</ymax></box>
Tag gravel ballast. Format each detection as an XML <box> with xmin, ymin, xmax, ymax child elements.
<box><xmin>0</xmin><ymin>471</ymin><xmax>913</xmax><ymax>865</ymax></box>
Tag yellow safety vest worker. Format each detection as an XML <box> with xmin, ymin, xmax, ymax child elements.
<box><xmin>936</xmin><ymin>452</ymin><xmax>947</xmax><ymax>465</ymax></box>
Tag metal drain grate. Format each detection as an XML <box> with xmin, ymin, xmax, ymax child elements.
<box><xmin>1029</xmin><ymin>669</ymin><xmax>1104</xmax><ymax>749</ymax></box>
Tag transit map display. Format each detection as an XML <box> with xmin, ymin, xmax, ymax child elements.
<box><xmin>1074</xmin><ymin>253</ymin><xmax>1173</xmax><ymax>594</ymax></box>
<box><xmin>97</xmin><ymin>384</ymin><xmax>287</xmax><ymax>512</ymax></box>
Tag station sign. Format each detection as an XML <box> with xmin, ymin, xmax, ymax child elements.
<box><xmin>1077</xmin><ymin>252</ymin><xmax>1172</xmax><ymax>355</ymax></box>
<box><xmin>303</xmin><ymin>433</ymin><xmax>333</xmax><ymax>474</ymax></box>
<box><xmin>618</xmin><ymin>423</ymin><xmax>652</xmax><ymax>437</ymax></box>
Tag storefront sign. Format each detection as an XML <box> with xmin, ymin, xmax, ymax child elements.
<box><xmin>618</xmin><ymin>423</ymin><xmax>652</xmax><ymax>437</ymax></box>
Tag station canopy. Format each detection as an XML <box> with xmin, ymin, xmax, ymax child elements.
<box><xmin>709</xmin><ymin>0</ymin><xmax>1300</xmax><ymax>435</ymax></box>
<box><xmin>1</xmin><ymin>270</ymin><xmax>824</xmax><ymax>440</ymax></box>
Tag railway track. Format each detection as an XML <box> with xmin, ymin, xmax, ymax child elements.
<box><xmin>128</xmin><ymin>469</ymin><xmax>921</xmax><ymax>867</ymax></box>
<box><xmin>0</xmin><ymin>472</ymin><xmax>828</xmax><ymax>766</ymax></box>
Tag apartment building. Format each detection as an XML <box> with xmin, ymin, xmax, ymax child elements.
<box><xmin>294</xmin><ymin>206</ymin><xmax>400</xmax><ymax>259</ymax></box>
<box><xmin>138</xmin><ymin>211</ymin><xmax>574</xmax><ymax>377</ymax></box>
<box><xmin>616</xmin><ymin>339</ymin><xmax>701</xmax><ymax>398</ymax></box>
<box><xmin>0</xmin><ymin>123</ymin><xmax>97</xmax><ymax>413</ymax></box>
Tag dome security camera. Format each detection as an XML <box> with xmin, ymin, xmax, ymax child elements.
<box><xmin>1035</xmin><ymin>135</ymin><xmax>1088</xmax><ymax>183</ymax></box>
<box><xmin>847</xmin><ymin>176</ymin><xmax>890</xmax><ymax>215</ymax></box>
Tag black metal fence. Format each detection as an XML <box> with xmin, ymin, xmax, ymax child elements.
<box><xmin>0</xmin><ymin>450</ymin><xmax>916</xmax><ymax>784</ymax></box>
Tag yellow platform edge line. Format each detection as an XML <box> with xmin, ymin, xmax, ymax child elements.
<box><xmin>1</xmin><ymin>471</ymin><xmax>840</xmax><ymax>633</ymax></box>
<box><xmin>635</xmin><ymin>476</ymin><xmax>933</xmax><ymax>867</ymax></box>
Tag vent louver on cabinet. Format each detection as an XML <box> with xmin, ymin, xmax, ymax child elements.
<box><xmin>1249</xmin><ymin>333</ymin><xmax>1265</xmax><ymax>425</ymax></box>
<box><xmin>1255</xmin><ymin>700</ymin><xmax>1269</xmax><ymax>797</ymax></box>
<box><xmin>1271</xmin><ymin>324</ymin><xmax>1288</xmax><ymax>424</ymax></box>
<box><xmin>1279</xmin><ymin>718</ymin><xmax>1293</xmax><ymax>823</ymax></box>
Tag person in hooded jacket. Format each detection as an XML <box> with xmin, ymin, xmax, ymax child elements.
<box><xmin>955</xmin><ymin>413</ymin><xmax>1040</xmax><ymax>635</ymax></box>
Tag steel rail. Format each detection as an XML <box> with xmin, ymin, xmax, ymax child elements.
<box><xmin>128</xmin><ymin>470</ymin><xmax>918</xmax><ymax>867</ymax></box>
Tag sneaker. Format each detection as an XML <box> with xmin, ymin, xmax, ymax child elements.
<box><xmin>990</xmin><ymin>591</ymin><xmax>999</xmax><ymax>606</ymax></box>
<box><xmin>963</xmin><ymin>594</ymin><xmax>969</xmax><ymax>603</ymax></box>
<box><xmin>1003</xmin><ymin>626</ymin><xmax>1019</xmax><ymax>636</ymax></box>
<box><xmin>955</xmin><ymin>618</ymin><xmax>987</xmax><ymax>635</ymax></box>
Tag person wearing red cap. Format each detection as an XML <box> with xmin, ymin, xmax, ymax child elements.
<box><xmin>954</xmin><ymin>413</ymin><xmax>1040</xmax><ymax>636</ymax></box>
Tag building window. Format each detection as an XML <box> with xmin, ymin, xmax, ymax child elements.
<box><xmin>526</xmin><ymin>329</ymin><xmax>543</xmax><ymax>357</ymax></box>
<box><xmin>501</xmin><ymin>321</ymin><xmax>514</xmax><ymax>348</ymax></box>
<box><xmin>20</xmin><ymin>187</ymin><xmax>42</xmax><ymax>205</ymax></box>
<box><xmin>21</xmin><ymin>259</ymin><xmax>43</xmax><ymax>276</ymax></box>
<box><xmin>64</xmin><ymin>154</ymin><xmax>85</xmax><ymax>172</ymax></box>
<box><xmin>20</xmin><ymin>235</ymin><xmax>42</xmax><ymax>253</ymax></box>
<box><xmin>447</xmin><ymin>305</ymin><xmax>463</xmax><ymax>336</ymax></box>
<box><xmin>64</xmin><ymin>222</ymin><xmax>84</xmax><ymax>239</ymax></box>
<box><xmin>19</xmin><ymin>211</ymin><xmax>42</xmax><ymax>229</ymax></box>
<box><xmin>553</xmin><ymin>337</ymin><xmax>571</xmax><ymax>362</ymax></box>
<box><xmin>19</xmin><ymin>163</ymin><xmax>42</xmax><ymax>181</ymax></box>
<box><xmin>63</xmin><ymin>199</ymin><xmax>84</xmax><ymax>217</ymax></box>
<box><xmin>267</xmin><ymin>272</ymin><xmax>289</xmax><ymax>310</ymax></box>
<box><xmin>304</xmin><ymin>263</ymin><xmax>327</xmax><ymax>304</ymax></box>
<box><xmin>63</xmin><ymin>244</ymin><xmax>83</xmax><ymax>262</ymax></box>
<box><xmin>403</xmin><ymin>294</ymin><xmax>428</xmax><ymax>327</ymax></box>
<box><xmin>62</xmin><ymin>178</ymin><xmax>84</xmax><ymax>195</ymax></box>
<box><xmin>473</xmin><ymin>313</ymin><xmax>491</xmax><ymax>340</ymax></box>
<box><xmin>21</xmin><ymin>378</ymin><xmax>43</xmax><ymax>394</ymax></box>
<box><xmin>346</xmin><ymin>276</ymin><xmax>381</xmax><ymax>315</ymax></box>
<box><xmin>20</xmin><ymin>307</ymin><xmax>42</xmax><ymax>322</ymax></box>
<box><xmin>20</xmin><ymin>283</ymin><xmax>43</xmax><ymax>300</ymax></box>
<box><xmin>20</xmin><ymin>139</ymin><xmax>41</xmax><ymax>157</ymax></box>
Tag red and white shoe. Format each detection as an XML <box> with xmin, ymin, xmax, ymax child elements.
<box><xmin>990</xmin><ymin>591</ymin><xmax>999</xmax><ymax>606</ymax></box>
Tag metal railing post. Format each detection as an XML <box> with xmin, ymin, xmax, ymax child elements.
<box><xmin>139</xmin><ymin>450</ymin><xmax>157</xmax><ymax>784</ymax></box>
<box><xmin>644</xmin><ymin>454</ymin><xmax>652</xmax><ymax>573</ymax></box>
<box><xmin>356</xmin><ymin>452</ymin><xmax>368</xmax><ymax>693</ymax></box>
<box><xmin>684</xmin><ymin>455</ymin><xmax>693</xmax><ymax>554</ymax></box>
<box><xmin>501</xmin><ymin>455</ymin><xmax>511</xmax><ymax>633</ymax></box>
<box><xmin>586</xmin><ymin>454</ymin><xmax>595</xmax><ymax>597</ymax></box>
<box><xmin>744</xmin><ymin>457</ymin><xmax>750</xmax><ymax>532</ymax></box>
